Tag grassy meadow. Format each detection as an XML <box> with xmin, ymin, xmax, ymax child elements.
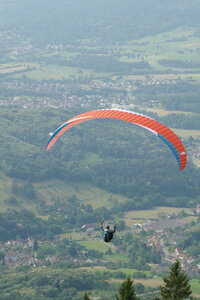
<box><xmin>172</xmin><ymin>128</ymin><xmax>200</xmax><ymax>139</ymax></box>
<box><xmin>122</xmin><ymin>26</ymin><xmax>200</xmax><ymax>71</ymax></box>
<box><xmin>0</xmin><ymin>62</ymin><xmax>110</xmax><ymax>81</ymax></box>
<box><xmin>36</xmin><ymin>180</ymin><xmax>130</xmax><ymax>209</ymax></box>
<box><xmin>0</xmin><ymin>172</ymin><xmax>130</xmax><ymax>213</ymax></box>
<box><xmin>123</xmin><ymin>206</ymin><xmax>193</xmax><ymax>227</ymax></box>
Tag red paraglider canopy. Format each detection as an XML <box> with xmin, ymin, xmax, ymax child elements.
<box><xmin>46</xmin><ymin>109</ymin><xmax>187</xmax><ymax>170</ymax></box>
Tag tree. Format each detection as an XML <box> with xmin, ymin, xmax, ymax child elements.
<box><xmin>116</xmin><ymin>277</ymin><xmax>137</xmax><ymax>300</ymax></box>
<box><xmin>33</xmin><ymin>240</ymin><xmax>39</xmax><ymax>252</ymax></box>
<box><xmin>83</xmin><ymin>292</ymin><xmax>91</xmax><ymax>300</ymax></box>
<box><xmin>0</xmin><ymin>251</ymin><xmax>5</xmax><ymax>265</ymax></box>
<box><xmin>154</xmin><ymin>260</ymin><xmax>192</xmax><ymax>300</ymax></box>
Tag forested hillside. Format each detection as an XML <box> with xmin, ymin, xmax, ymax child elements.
<box><xmin>0</xmin><ymin>107</ymin><xmax>199</xmax><ymax>211</ymax></box>
<box><xmin>0</xmin><ymin>0</ymin><xmax>200</xmax><ymax>45</ymax></box>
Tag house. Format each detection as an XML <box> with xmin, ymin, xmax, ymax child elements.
<box><xmin>5</xmin><ymin>250</ymin><xmax>19</xmax><ymax>265</ymax></box>
<box><xmin>147</xmin><ymin>235</ymin><xmax>159</xmax><ymax>247</ymax></box>
<box><xmin>195</xmin><ymin>204</ymin><xmax>200</xmax><ymax>214</ymax></box>
<box><xmin>132</xmin><ymin>223</ymin><xmax>143</xmax><ymax>229</ymax></box>
<box><xmin>82</xmin><ymin>223</ymin><xmax>99</xmax><ymax>231</ymax></box>
<box><xmin>175</xmin><ymin>248</ymin><xmax>187</xmax><ymax>261</ymax></box>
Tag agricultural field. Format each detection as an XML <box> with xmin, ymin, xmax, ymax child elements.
<box><xmin>12</xmin><ymin>64</ymin><xmax>109</xmax><ymax>81</ymax></box>
<box><xmin>0</xmin><ymin>62</ymin><xmax>110</xmax><ymax>81</ymax></box>
<box><xmin>0</xmin><ymin>64</ymin><xmax>30</xmax><ymax>74</ymax></box>
<box><xmin>121</xmin><ymin>26</ymin><xmax>200</xmax><ymax>70</ymax></box>
<box><xmin>79</xmin><ymin>240</ymin><xmax>111</xmax><ymax>253</ymax></box>
<box><xmin>1</xmin><ymin>26</ymin><xmax>200</xmax><ymax>83</ymax></box>
<box><xmin>0</xmin><ymin>174</ymin><xmax>130</xmax><ymax>213</ymax></box>
<box><xmin>144</xmin><ymin>107</ymin><xmax>198</xmax><ymax>116</ymax></box>
<box><xmin>36</xmin><ymin>180</ymin><xmax>130</xmax><ymax>209</ymax></box>
<box><xmin>172</xmin><ymin>128</ymin><xmax>200</xmax><ymax>139</ymax></box>
<box><xmin>123</xmin><ymin>206</ymin><xmax>193</xmax><ymax>227</ymax></box>
<box><xmin>191</xmin><ymin>279</ymin><xmax>200</xmax><ymax>295</ymax></box>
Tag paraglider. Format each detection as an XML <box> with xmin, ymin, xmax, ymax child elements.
<box><xmin>45</xmin><ymin>109</ymin><xmax>187</xmax><ymax>170</ymax></box>
<box><xmin>101</xmin><ymin>221</ymin><xmax>116</xmax><ymax>243</ymax></box>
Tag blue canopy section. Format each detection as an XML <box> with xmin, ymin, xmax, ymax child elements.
<box><xmin>46</xmin><ymin>121</ymin><xmax>70</xmax><ymax>149</ymax></box>
<box><xmin>158</xmin><ymin>134</ymin><xmax>180</xmax><ymax>168</ymax></box>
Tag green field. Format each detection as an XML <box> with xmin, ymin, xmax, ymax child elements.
<box><xmin>124</xmin><ymin>206</ymin><xmax>193</xmax><ymax>227</ymax></box>
<box><xmin>79</xmin><ymin>240</ymin><xmax>111</xmax><ymax>253</ymax></box>
<box><xmin>14</xmin><ymin>64</ymin><xmax>92</xmax><ymax>80</ymax></box>
<box><xmin>144</xmin><ymin>107</ymin><xmax>198</xmax><ymax>116</ymax></box>
<box><xmin>0</xmin><ymin>63</ymin><xmax>30</xmax><ymax>74</ymax></box>
<box><xmin>172</xmin><ymin>128</ymin><xmax>200</xmax><ymax>139</ymax></box>
<box><xmin>36</xmin><ymin>180</ymin><xmax>130</xmax><ymax>209</ymax></box>
<box><xmin>122</xmin><ymin>26</ymin><xmax>200</xmax><ymax>73</ymax></box>
<box><xmin>13</xmin><ymin>63</ymin><xmax>110</xmax><ymax>80</ymax></box>
<box><xmin>191</xmin><ymin>279</ymin><xmax>200</xmax><ymax>295</ymax></box>
<box><xmin>0</xmin><ymin>171</ymin><xmax>130</xmax><ymax>213</ymax></box>
<box><xmin>0</xmin><ymin>62</ymin><xmax>110</xmax><ymax>80</ymax></box>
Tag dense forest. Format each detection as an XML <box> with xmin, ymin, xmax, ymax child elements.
<box><xmin>178</xmin><ymin>223</ymin><xmax>200</xmax><ymax>257</ymax></box>
<box><xmin>0</xmin><ymin>268</ymin><xmax>95</xmax><ymax>300</ymax></box>
<box><xmin>135</xmin><ymin>82</ymin><xmax>200</xmax><ymax>114</ymax></box>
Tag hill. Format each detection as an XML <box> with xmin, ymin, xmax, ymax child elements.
<box><xmin>0</xmin><ymin>0</ymin><xmax>200</xmax><ymax>45</ymax></box>
<box><xmin>0</xmin><ymin>107</ymin><xmax>200</xmax><ymax>215</ymax></box>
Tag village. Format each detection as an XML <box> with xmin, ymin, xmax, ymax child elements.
<box><xmin>0</xmin><ymin>73</ymin><xmax>177</xmax><ymax>110</ymax></box>
<box><xmin>0</xmin><ymin>204</ymin><xmax>199</xmax><ymax>278</ymax></box>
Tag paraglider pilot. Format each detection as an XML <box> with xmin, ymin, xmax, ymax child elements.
<box><xmin>101</xmin><ymin>222</ymin><xmax>116</xmax><ymax>243</ymax></box>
